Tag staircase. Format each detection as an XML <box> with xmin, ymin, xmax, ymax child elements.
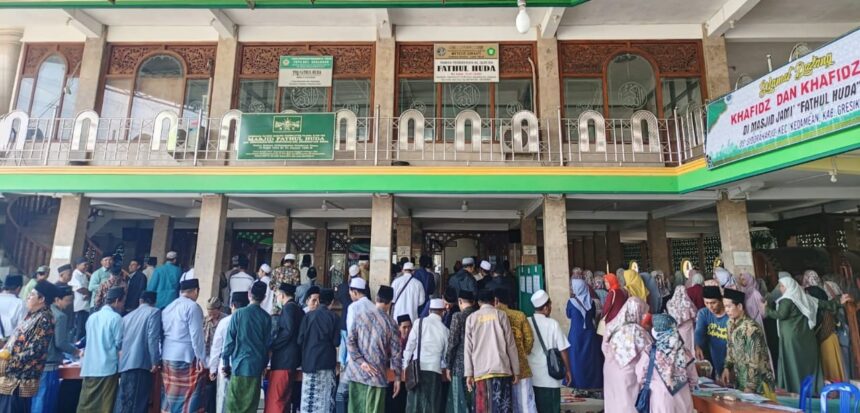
<box><xmin>2</xmin><ymin>195</ymin><xmax>102</xmax><ymax>274</ymax></box>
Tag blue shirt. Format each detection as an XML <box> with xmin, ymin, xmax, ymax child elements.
<box><xmin>80</xmin><ymin>305</ymin><xmax>123</xmax><ymax>377</ymax></box>
<box><xmin>694</xmin><ymin>307</ymin><xmax>729</xmax><ymax>376</ymax></box>
<box><xmin>161</xmin><ymin>295</ymin><xmax>206</xmax><ymax>363</ymax></box>
<box><xmin>147</xmin><ymin>262</ymin><xmax>182</xmax><ymax>309</ymax></box>
<box><xmin>119</xmin><ymin>303</ymin><xmax>162</xmax><ymax>372</ymax></box>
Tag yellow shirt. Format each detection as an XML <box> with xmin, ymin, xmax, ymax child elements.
<box><xmin>499</xmin><ymin>304</ymin><xmax>533</xmax><ymax>379</ymax></box>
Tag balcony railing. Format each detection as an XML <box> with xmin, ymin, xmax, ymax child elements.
<box><xmin>0</xmin><ymin>107</ymin><xmax>705</xmax><ymax>167</ymax></box>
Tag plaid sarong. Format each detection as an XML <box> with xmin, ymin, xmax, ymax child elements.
<box><xmin>161</xmin><ymin>361</ymin><xmax>206</xmax><ymax>413</ymax></box>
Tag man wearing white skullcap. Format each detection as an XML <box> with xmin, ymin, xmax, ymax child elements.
<box><xmin>334</xmin><ymin>268</ymin><xmax>374</xmax><ymax>413</ymax></box>
<box><xmin>256</xmin><ymin>264</ymin><xmax>274</xmax><ymax>314</ymax></box>
<box><xmin>392</xmin><ymin>262</ymin><xmax>426</xmax><ymax>324</ymax></box>
<box><xmin>528</xmin><ymin>290</ymin><xmax>571</xmax><ymax>413</ymax></box>
<box><xmin>402</xmin><ymin>298</ymin><xmax>449</xmax><ymax>412</ymax></box>
<box><xmin>448</xmin><ymin>257</ymin><xmax>478</xmax><ymax>297</ymax></box>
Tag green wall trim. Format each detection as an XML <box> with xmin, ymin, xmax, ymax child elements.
<box><xmin>0</xmin><ymin>0</ymin><xmax>588</xmax><ymax>8</ymax></box>
<box><xmin>0</xmin><ymin>125</ymin><xmax>856</xmax><ymax>195</ymax></box>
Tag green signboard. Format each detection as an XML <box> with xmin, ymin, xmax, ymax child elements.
<box><xmin>237</xmin><ymin>113</ymin><xmax>336</xmax><ymax>160</ymax></box>
<box><xmin>517</xmin><ymin>264</ymin><xmax>544</xmax><ymax>317</ymax></box>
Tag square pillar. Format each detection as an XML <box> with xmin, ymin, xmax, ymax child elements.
<box><xmin>210</xmin><ymin>37</ymin><xmax>238</xmax><ymax>118</ymax></box>
<box><xmin>74</xmin><ymin>36</ymin><xmax>107</xmax><ymax>113</ymax></box>
<box><xmin>370</xmin><ymin>194</ymin><xmax>394</xmax><ymax>290</ymax></box>
<box><xmin>607</xmin><ymin>230</ymin><xmax>622</xmax><ymax>271</ymax></box>
<box><xmin>537</xmin><ymin>37</ymin><xmax>562</xmax><ymax>161</ymax></box>
<box><xmin>194</xmin><ymin>195</ymin><xmax>228</xmax><ymax>307</ymax></box>
<box><xmin>572</xmin><ymin>238</ymin><xmax>584</xmax><ymax>268</ymax></box>
<box><xmin>583</xmin><ymin>237</ymin><xmax>595</xmax><ymax>270</ymax></box>
<box><xmin>594</xmin><ymin>233</ymin><xmax>608</xmax><ymax>273</ymax></box>
<box><xmin>149</xmin><ymin>215</ymin><xmax>173</xmax><ymax>263</ymax></box>
<box><xmin>716</xmin><ymin>194</ymin><xmax>754</xmax><ymax>275</ymax></box>
<box><xmin>374</xmin><ymin>37</ymin><xmax>395</xmax><ymax>119</ymax></box>
<box><xmin>542</xmin><ymin>195</ymin><xmax>570</xmax><ymax>332</ymax></box>
<box><xmin>702</xmin><ymin>26</ymin><xmax>731</xmax><ymax>99</ymax></box>
<box><xmin>845</xmin><ymin>219</ymin><xmax>859</xmax><ymax>251</ymax></box>
<box><xmin>48</xmin><ymin>195</ymin><xmax>91</xmax><ymax>280</ymax></box>
<box><xmin>520</xmin><ymin>216</ymin><xmax>539</xmax><ymax>265</ymax></box>
<box><xmin>410</xmin><ymin>220</ymin><xmax>423</xmax><ymax>260</ymax></box>
<box><xmin>271</xmin><ymin>215</ymin><xmax>292</xmax><ymax>265</ymax></box>
<box><xmin>0</xmin><ymin>29</ymin><xmax>23</xmax><ymax>114</ymax></box>
<box><xmin>647</xmin><ymin>216</ymin><xmax>671</xmax><ymax>272</ymax></box>
<box><xmin>313</xmin><ymin>228</ymin><xmax>328</xmax><ymax>284</ymax></box>
<box><xmin>396</xmin><ymin>216</ymin><xmax>413</xmax><ymax>260</ymax></box>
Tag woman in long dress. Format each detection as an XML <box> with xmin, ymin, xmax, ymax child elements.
<box><xmin>802</xmin><ymin>270</ymin><xmax>847</xmax><ymax>383</ymax></box>
<box><xmin>601</xmin><ymin>297</ymin><xmax>651</xmax><ymax>413</ymax></box>
<box><xmin>566</xmin><ymin>279</ymin><xmax>604</xmax><ymax>389</ymax></box>
<box><xmin>737</xmin><ymin>272</ymin><xmax>765</xmax><ymax>326</ymax></box>
<box><xmin>635</xmin><ymin>314</ymin><xmax>697</xmax><ymax>413</ymax></box>
<box><xmin>666</xmin><ymin>286</ymin><xmax>697</xmax><ymax>356</ymax></box>
<box><xmin>601</xmin><ymin>274</ymin><xmax>628</xmax><ymax>324</ymax></box>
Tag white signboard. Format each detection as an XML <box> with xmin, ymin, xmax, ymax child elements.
<box><xmin>705</xmin><ymin>28</ymin><xmax>860</xmax><ymax>168</ymax></box>
<box><xmin>278</xmin><ymin>56</ymin><xmax>333</xmax><ymax>87</ymax></box>
<box><xmin>434</xmin><ymin>43</ymin><xmax>499</xmax><ymax>83</ymax></box>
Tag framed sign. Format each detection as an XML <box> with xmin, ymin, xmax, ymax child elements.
<box><xmin>279</xmin><ymin>56</ymin><xmax>334</xmax><ymax>87</ymax></box>
<box><xmin>434</xmin><ymin>43</ymin><xmax>499</xmax><ymax>83</ymax></box>
<box><xmin>237</xmin><ymin>113</ymin><xmax>335</xmax><ymax>160</ymax></box>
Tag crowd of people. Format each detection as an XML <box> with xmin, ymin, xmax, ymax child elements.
<box><xmin>0</xmin><ymin>248</ymin><xmax>855</xmax><ymax>413</ymax></box>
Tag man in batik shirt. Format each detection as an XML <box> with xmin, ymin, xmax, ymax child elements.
<box><xmin>0</xmin><ymin>281</ymin><xmax>57</xmax><ymax>412</ymax></box>
<box><xmin>271</xmin><ymin>254</ymin><xmax>301</xmax><ymax>295</ymax></box>
<box><xmin>721</xmin><ymin>288</ymin><xmax>774</xmax><ymax>396</ymax></box>
<box><xmin>93</xmin><ymin>267</ymin><xmax>128</xmax><ymax>310</ymax></box>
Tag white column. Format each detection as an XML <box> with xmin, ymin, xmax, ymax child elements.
<box><xmin>542</xmin><ymin>194</ymin><xmax>570</xmax><ymax>332</ymax></box>
<box><xmin>0</xmin><ymin>29</ymin><xmax>23</xmax><ymax>114</ymax></box>
<box><xmin>48</xmin><ymin>195</ymin><xmax>91</xmax><ymax>281</ymax></box>
<box><xmin>194</xmin><ymin>195</ymin><xmax>228</xmax><ymax>307</ymax></box>
<box><xmin>369</xmin><ymin>194</ymin><xmax>394</xmax><ymax>290</ymax></box>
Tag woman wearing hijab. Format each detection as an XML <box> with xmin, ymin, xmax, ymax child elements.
<box><xmin>566</xmin><ymin>279</ymin><xmax>604</xmax><ymax>389</ymax></box>
<box><xmin>765</xmin><ymin>277</ymin><xmax>849</xmax><ymax>392</ymax></box>
<box><xmin>641</xmin><ymin>272</ymin><xmax>663</xmax><ymax>314</ymax></box>
<box><xmin>593</xmin><ymin>272</ymin><xmax>608</xmax><ymax>312</ymax></box>
<box><xmin>666</xmin><ymin>286</ymin><xmax>697</xmax><ymax>357</ymax></box>
<box><xmin>653</xmin><ymin>271</ymin><xmax>672</xmax><ymax>312</ymax></box>
<box><xmin>601</xmin><ymin>298</ymin><xmax>651</xmax><ymax>412</ymax></box>
<box><xmin>822</xmin><ymin>274</ymin><xmax>853</xmax><ymax>379</ymax></box>
<box><xmin>635</xmin><ymin>314</ymin><xmax>697</xmax><ymax>413</ymax></box>
<box><xmin>686</xmin><ymin>272</ymin><xmax>705</xmax><ymax>310</ymax></box>
<box><xmin>802</xmin><ymin>270</ymin><xmax>847</xmax><ymax>383</ymax></box>
<box><xmin>601</xmin><ymin>274</ymin><xmax>628</xmax><ymax>325</ymax></box>
<box><xmin>623</xmin><ymin>269</ymin><xmax>649</xmax><ymax>304</ymax></box>
<box><xmin>737</xmin><ymin>272</ymin><xmax>766</xmax><ymax>326</ymax></box>
<box><xmin>714</xmin><ymin>268</ymin><xmax>736</xmax><ymax>290</ymax></box>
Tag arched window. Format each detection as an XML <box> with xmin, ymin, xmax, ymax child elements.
<box><xmin>14</xmin><ymin>48</ymin><xmax>81</xmax><ymax>139</ymax></box>
<box><xmin>130</xmin><ymin>54</ymin><xmax>185</xmax><ymax>120</ymax></box>
<box><xmin>606</xmin><ymin>53</ymin><xmax>657</xmax><ymax>120</ymax></box>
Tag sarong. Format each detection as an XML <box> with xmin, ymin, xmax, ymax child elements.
<box><xmin>0</xmin><ymin>388</ymin><xmax>32</xmax><ymax>413</ymax></box>
<box><xmin>446</xmin><ymin>375</ymin><xmax>473</xmax><ymax>413</ymax></box>
<box><xmin>216</xmin><ymin>375</ymin><xmax>229</xmax><ymax>413</ymax></box>
<box><xmin>474</xmin><ymin>376</ymin><xmax>513</xmax><ymax>413</ymax></box>
<box><xmin>160</xmin><ymin>360</ymin><xmax>206</xmax><ymax>413</ymax></box>
<box><xmin>115</xmin><ymin>369</ymin><xmax>153</xmax><ymax>413</ymax></box>
<box><xmin>512</xmin><ymin>377</ymin><xmax>536</xmax><ymax>413</ymax></box>
<box><xmin>405</xmin><ymin>370</ymin><xmax>443</xmax><ymax>413</ymax></box>
<box><xmin>532</xmin><ymin>387</ymin><xmax>560</xmax><ymax>413</ymax></box>
<box><xmin>348</xmin><ymin>381</ymin><xmax>385</xmax><ymax>413</ymax></box>
<box><xmin>77</xmin><ymin>375</ymin><xmax>119</xmax><ymax>412</ymax></box>
<box><xmin>821</xmin><ymin>333</ymin><xmax>846</xmax><ymax>382</ymax></box>
<box><xmin>264</xmin><ymin>369</ymin><xmax>294</xmax><ymax>413</ymax></box>
<box><xmin>301</xmin><ymin>370</ymin><xmax>336</xmax><ymax>413</ymax></box>
<box><xmin>30</xmin><ymin>369</ymin><xmax>60</xmax><ymax>413</ymax></box>
<box><xmin>225</xmin><ymin>375</ymin><xmax>261</xmax><ymax>413</ymax></box>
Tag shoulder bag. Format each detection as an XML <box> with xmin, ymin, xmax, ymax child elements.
<box><xmin>405</xmin><ymin>317</ymin><xmax>422</xmax><ymax>390</ymax></box>
<box><xmin>635</xmin><ymin>346</ymin><xmax>657</xmax><ymax>413</ymax></box>
<box><xmin>530</xmin><ymin>316</ymin><xmax>566</xmax><ymax>380</ymax></box>
<box><xmin>596</xmin><ymin>290</ymin><xmax>616</xmax><ymax>336</ymax></box>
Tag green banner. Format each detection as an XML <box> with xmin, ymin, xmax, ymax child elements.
<box><xmin>237</xmin><ymin>113</ymin><xmax>335</xmax><ymax>160</ymax></box>
<box><xmin>517</xmin><ymin>264</ymin><xmax>544</xmax><ymax>317</ymax></box>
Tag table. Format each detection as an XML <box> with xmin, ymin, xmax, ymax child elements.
<box><xmin>693</xmin><ymin>395</ymin><xmax>801</xmax><ymax>413</ymax></box>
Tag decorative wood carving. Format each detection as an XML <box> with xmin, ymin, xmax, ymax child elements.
<box><xmin>559</xmin><ymin>41</ymin><xmax>703</xmax><ymax>76</ymax></box>
<box><xmin>240</xmin><ymin>44</ymin><xmax>373</xmax><ymax>77</ymax></box>
<box><xmin>397</xmin><ymin>44</ymin><xmax>434</xmax><ymax>76</ymax></box>
<box><xmin>22</xmin><ymin>43</ymin><xmax>84</xmax><ymax>76</ymax></box>
<box><xmin>106</xmin><ymin>44</ymin><xmax>217</xmax><ymax>76</ymax></box>
<box><xmin>499</xmin><ymin>44</ymin><xmax>535</xmax><ymax>76</ymax></box>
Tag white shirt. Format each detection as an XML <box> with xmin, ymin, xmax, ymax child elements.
<box><xmin>228</xmin><ymin>271</ymin><xmax>255</xmax><ymax>305</ymax></box>
<box><xmin>208</xmin><ymin>314</ymin><xmax>232</xmax><ymax>373</ymax></box>
<box><xmin>0</xmin><ymin>292</ymin><xmax>24</xmax><ymax>338</ymax></box>
<box><xmin>402</xmin><ymin>313</ymin><xmax>449</xmax><ymax>374</ymax></box>
<box><xmin>69</xmin><ymin>269</ymin><xmax>90</xmax><ymax>312</ymax></box>
<box><xmin>259</xmin><ymin>276</ymin><xmax>274</xmax><ymax>314</ymax></box>
<box><xmin>143</xmin><ymin>266</ymin><xmax>155</xmax><ymax>281</ymax></box>
<box><xmin>391</xmin><ymin>273</ymin><xmax>426</xmax><ymax>324</ymax></box>
<box><xmin>527</xmin><ymin>313</ymin><xmax>571</xmax><ymax>388</ymax></box>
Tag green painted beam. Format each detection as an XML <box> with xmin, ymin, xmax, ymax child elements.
<box><xmin>0</xmin><ymin>0</ymin><xmax>588</xmax><ymax>8</ymax></box>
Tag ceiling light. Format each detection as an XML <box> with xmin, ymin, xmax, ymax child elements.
<box><xmin>461</xmin><ymin>201</ymin><xmax>469</xmax><ymax>212</ymax></box>
<box><xmin>321</xmin><ymin>200</ymin><xmax>329</xmax><ymax>211</ymax></box>
<box><xmin>515</xmin><ymin>0</ymin><xmax>530</xmax><ymax>34</ymax></box>
<box><xmin>829</xmin><ymin>170</ymin><xmax>838</xmax><ymax>183</ymax></box>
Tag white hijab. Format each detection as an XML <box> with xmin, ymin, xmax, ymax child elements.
<box><xmin>776</xmin><ymin>277</ymin><xmax>818</xmax><ymax>330</ymax></box>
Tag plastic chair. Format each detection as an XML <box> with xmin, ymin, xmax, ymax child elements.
<box><xmin>820</xmin><ymin>382</ymin><xmax>860</xmax><ymax>413</ymax></box>
<box><xmin>799</xmin><ymin>375</ymin><xmax>815</xmax><ymax>413</ymax></box>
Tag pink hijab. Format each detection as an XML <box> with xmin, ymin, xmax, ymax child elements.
<box><xmin>738</xmin><ymin>272</ymin><xmax>765</xmax><ymax>325</ymax></box>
